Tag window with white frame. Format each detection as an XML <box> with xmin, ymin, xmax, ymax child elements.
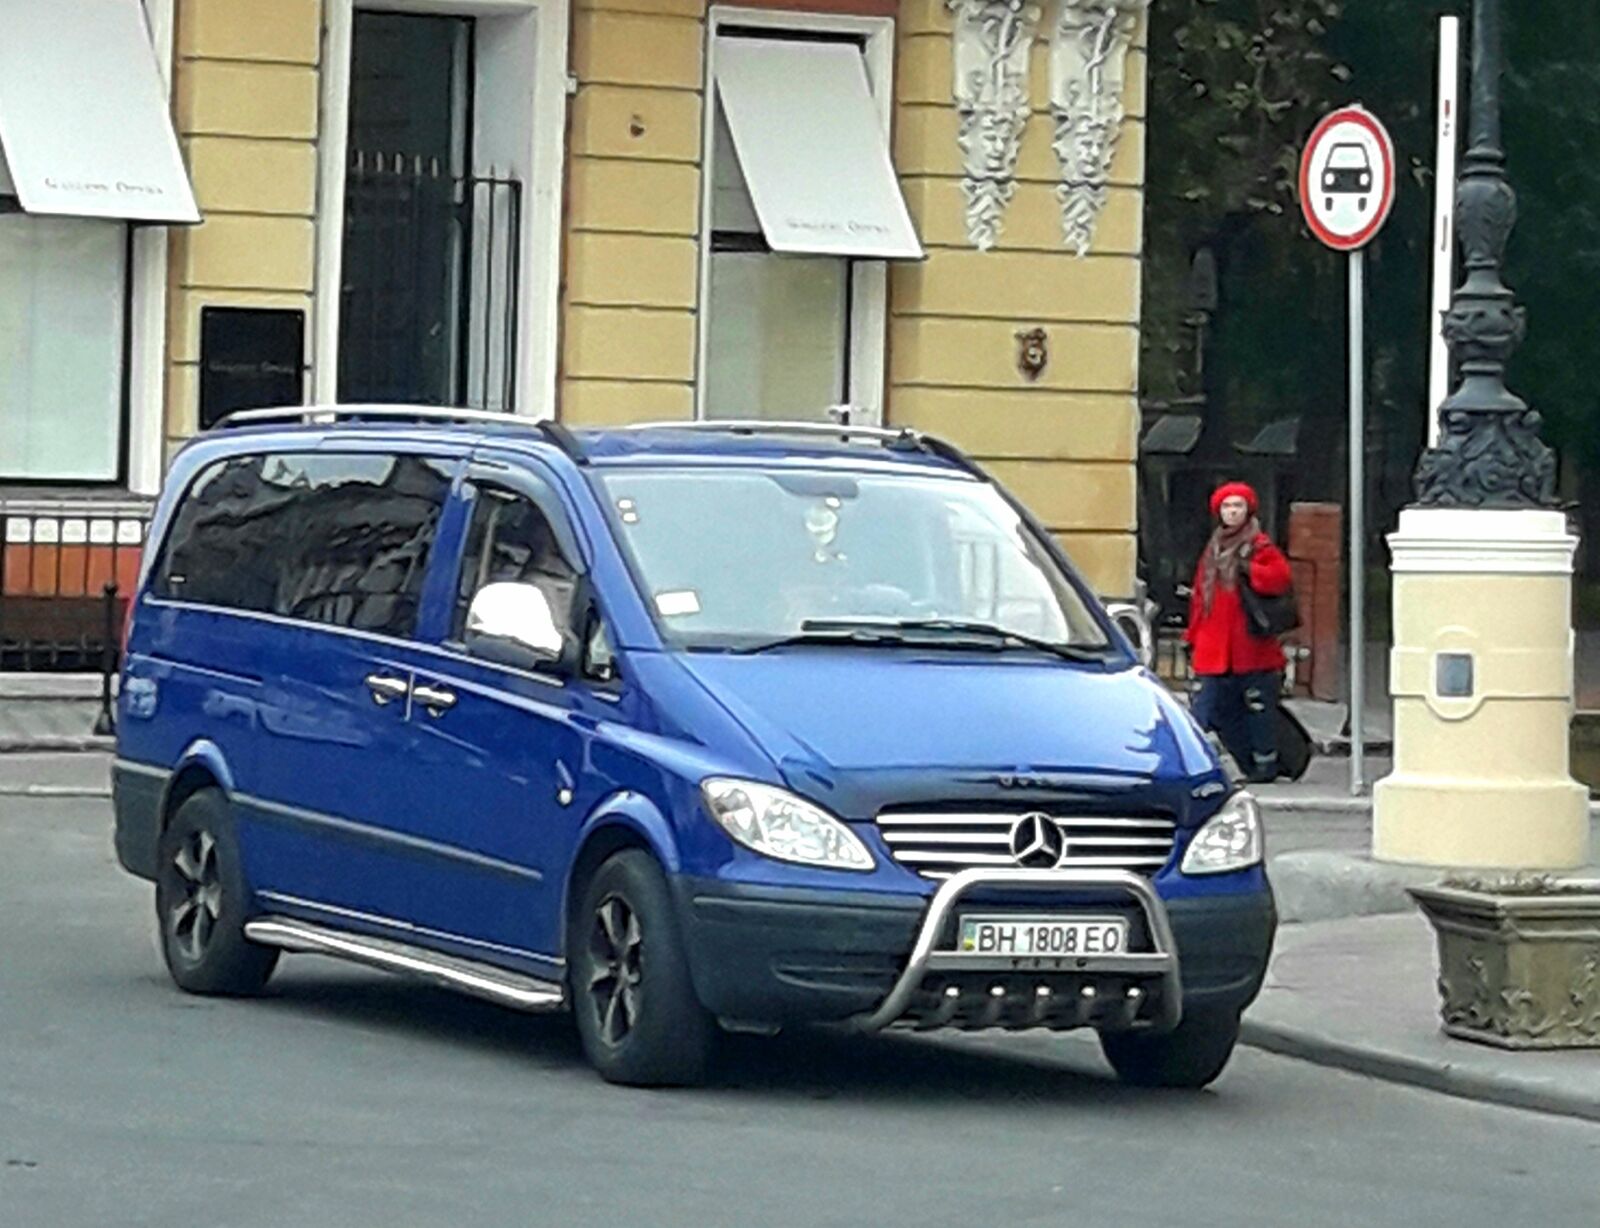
<box><xmin>699</xmin><ymin>16</ymin><xmax>922</xmax><ymax>424</ymax></box>
<box><xmin>0</xmin><ymin>202</ymin><xmax>129</xmax><ymax>481</ymax></box>
<box><xmin>0</xmin><ymin>0</ymin><xmax>196</xmax><ymax>482</ymax></box>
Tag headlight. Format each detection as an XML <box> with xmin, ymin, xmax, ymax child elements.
<box><xmin>701</xmin><ymin>778</ymin><xmax>875</xmax><ymax>872</ymax></box>
<box><xmin>1181</xmin><ymin>791</ymin><xmax>1263</xmax><ymax>876</ymax></box>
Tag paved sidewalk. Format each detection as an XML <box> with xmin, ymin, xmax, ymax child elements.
<box><xmin>1242</xmin><ymin>913</ymin><xmax>1600</xmax><ymax>1124</ymax></box>
<box><xmin>1251</xmin><ymin>760</ymin><xmax>1600</xmax><ymax>1123</ymax></box>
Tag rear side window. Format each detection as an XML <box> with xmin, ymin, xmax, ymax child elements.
<box><xmin>153</xmin><ymin>452</ymin><xmax>453</xmax><ymax>638</ymax></box>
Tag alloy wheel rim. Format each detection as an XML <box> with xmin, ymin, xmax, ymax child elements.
<box><xmin>168</xmin><ymin>829</ymin><xmax>222</xmax><ymax>963</ymax></box>
<box><xmin>586</xmin><ymin>894</ymin><xmax>643</xmax><ymax>1046</ymax></box>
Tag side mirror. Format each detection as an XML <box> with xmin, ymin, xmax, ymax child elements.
<box><xmin>1104</xmin><ymin>600</ymin><xmax>1154</xmax><ymax>668</ymax></box>
<box><xmin>465</xmin><ymin>581</ymin><xmax>565</xmax><ymax>671</ymax></box>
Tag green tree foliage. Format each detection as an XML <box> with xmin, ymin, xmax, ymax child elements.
<box><xmin>1141</xmin><ymin>1</ymin><xmax>1600</xmax><ymax>537</ymax></box>
<box><xmin>1141</xmin><ymin>0</ymin><xmax>1351</xmax><ymax>414</ymax></box>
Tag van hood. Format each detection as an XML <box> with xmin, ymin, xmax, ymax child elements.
<box><xmin>675</xmin><ymin>649</ymin><xmax>1221</xmax><ymax>819</ymax></box>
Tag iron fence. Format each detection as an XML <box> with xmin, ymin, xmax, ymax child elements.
<box><xmin>0</xmin><ymin>510</ymin><xmax>143</xmax><ymax>676</ymax></box>
<box><xmin>337</xmin><ymin>153</ymin><xmax>523</xmax><ymax>413</ymax></box>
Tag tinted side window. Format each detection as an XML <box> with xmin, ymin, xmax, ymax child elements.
<box><xmin>155</xmin><ymin>452</ymin><xmax>452</xmax><ymax>638</ymax></box>
<box><xmin>452</xmin><ymin>482</ymin><xmax>579</xmax><ymax>645</ymax></box>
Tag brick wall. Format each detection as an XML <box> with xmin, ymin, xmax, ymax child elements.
<box><xmin>1287</xmin><ymin>501</ymin><xmax>1342</xmax><ymax>701</ymax></box>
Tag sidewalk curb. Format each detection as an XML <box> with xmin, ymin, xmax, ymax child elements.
<box><xmin>1260</xmin><ymin>795</ymin><xmax>1600</xmax><ymax>817</ymax></box>
<box><xmin>0</xmin><ymin>785</ymin><xmax>112</xmax><ymax>799</ymax></box>
<box><xmin>1313</xmin><ymin>739</ymin><xmax>1395</xmax><ymax>758</ymax></box>
<box><xmin>1238</xmin><ymin>1016</ymin><xmax>1600</xmax><ymax>1126</ymax></box>
<box><xmin>1258</xmin><ymin>795</ymin><xmax>1372</xmax><ymax>814</ymax></box>
<box><xmin>0</xmin><ymin>736</ymin><xmax>115</xmax><ymax>754</ymax></box>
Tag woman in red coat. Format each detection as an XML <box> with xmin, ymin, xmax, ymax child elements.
<box><xmin>1184</xmin><ymin>481</ymin><xmax>1293</xmax><ymax>782</ymax></box>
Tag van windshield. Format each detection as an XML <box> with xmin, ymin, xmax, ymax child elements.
<box><xmin>596</xmin><ymin>466</ymin><xmax>1112</xmax><ymax>654</ymax></box>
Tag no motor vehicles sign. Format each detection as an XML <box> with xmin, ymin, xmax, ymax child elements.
<box><xmin>1299</xmin><ymin>105</ymin><xmax>1396</xmax><ymax>250</ymax></box>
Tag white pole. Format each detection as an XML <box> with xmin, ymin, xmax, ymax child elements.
<box><xmin>1350</xmin><ymin>249</ymin><xmax>1366</xmax><ymax>796</ymax></box>
<box><xmin>1427</xmin><ymin>16</ymin><xmax>1462</xmax><ymax>445</ymax></box>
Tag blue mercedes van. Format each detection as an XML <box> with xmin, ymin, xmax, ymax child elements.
<box><xmin>113</xmin><ymin>408</ymin><xmax>1274</xmax><ymax>1087</ymax></box>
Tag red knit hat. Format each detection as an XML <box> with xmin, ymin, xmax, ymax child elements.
<box><xmin>1209</xmin><ymin>481</ymin><xmax>1259</xmax><ymax>517</ymax></box>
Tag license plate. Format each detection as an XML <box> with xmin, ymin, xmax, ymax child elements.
<box><xmin>958</xmin><ymin>915</ymin><xmax>1128</xmax><ymax>957</ymax></box>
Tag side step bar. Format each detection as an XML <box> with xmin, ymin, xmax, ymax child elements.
<box><xmin>244</xmin><ymin>916</ymin><xmax>567</xmax><ymax>1014</ymax></box>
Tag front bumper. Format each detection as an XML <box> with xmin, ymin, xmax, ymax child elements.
<box><xmin>674</xmin><ymin>870</ymin><xmax>1275</xmax><ymax>1033</ymax></box>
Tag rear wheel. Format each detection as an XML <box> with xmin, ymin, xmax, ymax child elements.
<box><xmin>569</xmin><ymin>850</ymin><xmax>715</xmax><ymax>1087</ymax></box>
<box><xmin>155</xmin><ymin>790</ymin><xmax>278</xmax><ymax>995</ymax></box>
<box><xmin>1100</xmin><ymin>1006</ymin><xmax>1241</xmax><ymax>1089</ymax></box>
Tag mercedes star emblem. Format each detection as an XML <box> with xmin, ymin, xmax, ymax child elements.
<box><xmin>1008</xmin><ymin>812</ymin><xmax>1065</xmax><ymax>869</ymax></box>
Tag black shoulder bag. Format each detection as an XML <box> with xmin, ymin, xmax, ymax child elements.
<box><xmin>1238</xmin><ymin>546</ymin><xmax>1301</xmax><ymax>638</ymax></box>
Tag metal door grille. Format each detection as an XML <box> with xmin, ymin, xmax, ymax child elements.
<box><xmin>338</xmin><ymin>153</ymin><xmax>522</xmax><ymax>413</ymax></box>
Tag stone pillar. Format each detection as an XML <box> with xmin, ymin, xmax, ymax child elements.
<box><xmin>1375</xmin><ymin>0</ymin><xmax>1587</xmax><ymax>869</ymax></box>
<box><xmin>1373</xmin><ymin>507</ymin><xmax>1588</xmax><ymax>868</ymax></box>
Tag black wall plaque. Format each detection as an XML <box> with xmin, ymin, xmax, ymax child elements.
<box><xmin>199</xmin><ymin>306</ymin><xmax>306</xmax><ymax>429</ymax></box>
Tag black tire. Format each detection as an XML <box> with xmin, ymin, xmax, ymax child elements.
<box><xmin>155</xmin><ymin>789</ymin><xmax>278</xmax><ymax>996</ymax></box>
<box><xmin>1100</xmin><ymin>1006</ymin><xmax>1241</xmax><ymax>1089</ymax></box>
<box><xmin>568</xmin><ymin>850</ymin><xmax>715</xmax><ymax>1087</ymax></box>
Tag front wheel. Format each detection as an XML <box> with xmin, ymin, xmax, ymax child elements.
<box><xmin>569</xmin><ymin>850</ymin><xmax>715</xmax><ymax>1087</ymax></box>
<box><xmin>155</xmin><ymin>789</ymin><xmax>278</xmax><ymax>995</ymax></box>
<box><xmin>1099</xmin><ymin>1006</ymin><xmax>1241</xmax><ymax>1089</ymax></box>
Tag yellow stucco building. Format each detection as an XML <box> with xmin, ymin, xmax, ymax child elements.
<box><xmin>2</xmin><ymin>0</ymin><xmax>1148</xmax><ymax>607</ymax></box>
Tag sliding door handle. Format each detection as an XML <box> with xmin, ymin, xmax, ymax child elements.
<box><xmin>412</xmin><ymin>683</ymin><xmax>458</xmax><ymax>716</ymax></box>
<box><xmin>364</xmin><ymin>674</ymin><xmax>410</xmax><ymax>705</ymax></box>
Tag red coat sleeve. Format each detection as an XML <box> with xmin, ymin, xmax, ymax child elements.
<box><xmin>1182</xmin><ymin>555</ymin><xmax>1205</xmax><ymax>644</ymax></box>
<box><xmin>1248</xmin><ymin>536</ymin><xmax>1293</xmax><ymax>596</ymax></box>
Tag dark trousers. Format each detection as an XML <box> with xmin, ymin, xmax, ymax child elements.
<box><xmin>1193</xmin><ymin>671</ymin><xmax>1280</xmax><ymax>782</ymax></box>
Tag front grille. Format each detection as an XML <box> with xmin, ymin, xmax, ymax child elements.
<box><xmin>875</xmin><ymin>810</ymin><xmax>1176</xmax><ymax>880</ymax></box>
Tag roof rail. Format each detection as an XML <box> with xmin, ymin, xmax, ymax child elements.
<box><xmin>616</xmin><ymin>419</ymin><xmax>922</xmax><ymax>448</ymax></box>
<box><xmin>210</xmin><ymin>404</ymin><xmax>588</xmax><ymax>464</ymax></box>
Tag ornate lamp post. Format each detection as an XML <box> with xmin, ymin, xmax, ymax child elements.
<box><xmin>1373</xmin><ymin>0</ymin><xmax>1588</xmax><ymax>868</ymax></box>
<box><xmin>1414</xmin><ymin>0</ymin><xmax>1556</xmax><ymax>509</ymax></box>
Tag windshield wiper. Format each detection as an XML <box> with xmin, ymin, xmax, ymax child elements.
<box><xmin>887</xmin><ymin>618</ymin><xmax>1114</xmax><ymax>663</ymax></box>
<box><xmin>735</xmin><ymin>618</ymin><xmax>1112</xmax><ymax>662</ymax></box>
<box><xmin>733</xmin><ymin>624</ymin><xmax>920</xmax><ymax>654</ymax></box>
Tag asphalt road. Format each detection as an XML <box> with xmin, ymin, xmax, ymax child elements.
<box><xmin>4</xmin><ymin>796</ymin><xmax>1598</xmax><ymax>1228</ymax></box>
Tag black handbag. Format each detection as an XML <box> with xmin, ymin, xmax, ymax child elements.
<box><xmin>1239</xmin><ymin>573</ymin><xmax>1301</xmax><ymax>638</ymax></box>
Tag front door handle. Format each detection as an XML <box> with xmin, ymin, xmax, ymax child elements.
<box><xmin>412</xmin><ymin>683</ymin><xmax>458</xmax><ymax>717</ymax></box>
<box><xmin>364</xmin><ymin>674</ymin><xmax>410</xmax><ymax>706</ymax></box>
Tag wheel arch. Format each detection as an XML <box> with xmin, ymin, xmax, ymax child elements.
<box><xmin>562</xmin><ymin>792</ymin><xmax>680</xmax><ymax>952</ymax></box>
<box><xmin>158</xmin><ymin>740</ymin><xmax>237</xmax><ymax>832</ymax></box>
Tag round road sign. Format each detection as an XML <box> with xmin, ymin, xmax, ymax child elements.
<box><xmin>1298</xmin><ymin>105</ymin><xmax>1395</xmax><ymax>250</ymax></box>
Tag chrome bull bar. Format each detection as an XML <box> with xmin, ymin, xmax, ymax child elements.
<box><xmin>853</xmin><ymin>868</ymin><xmax>1183</xmax><ymax>1033</ymax></box>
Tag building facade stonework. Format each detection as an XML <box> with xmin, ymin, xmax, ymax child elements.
<box><xmin>1</xmin><ymin>0</ymin><xmax>1147</xmax><ymax>660</ymax></box>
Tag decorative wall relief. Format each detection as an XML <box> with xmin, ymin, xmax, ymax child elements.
<box><xmin>947</xmin><ymin>0</ymin><xmax>1042</xmax><ymax>251</ymax></box>
<box><xmin>1015</xmin><ymin>327</ymin><xmax>1049</xmax><ymax>380</ymax></box>
<box><xmin>1049</xmin><ymin>0</ymin><xmax>1147</xmax><ymax>256</ymax></box>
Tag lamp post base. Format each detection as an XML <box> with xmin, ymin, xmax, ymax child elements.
<box><xmin>1374</xmin><ymin>777</ymin><xmax>1587</xmax><ymax>869</ymax></box>
<box><xmin>1373</xmin><ymin>507</ymin><xmax>1589</xmax><ymax>870</ymax></box>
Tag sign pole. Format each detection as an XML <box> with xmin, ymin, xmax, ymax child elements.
<box><xmin>1298</xmin><ymin>103</ymin><xmax>1391</xmax><ymax>796</ymax></box>
<box><xmin>1349</xmin><ymin>248</ymin><xmax>1366</xmax><ymax>795</ymax></box>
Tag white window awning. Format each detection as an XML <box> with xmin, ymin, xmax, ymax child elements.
<box><xmin>715</xmin><ymin>37</ymin><xmax>922</xmax><ymax>261</ymax></box>
<box><xmin>0</xmin><ymin>0</ymin><xmax>199</xmax><ymax>224</ymax></box>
